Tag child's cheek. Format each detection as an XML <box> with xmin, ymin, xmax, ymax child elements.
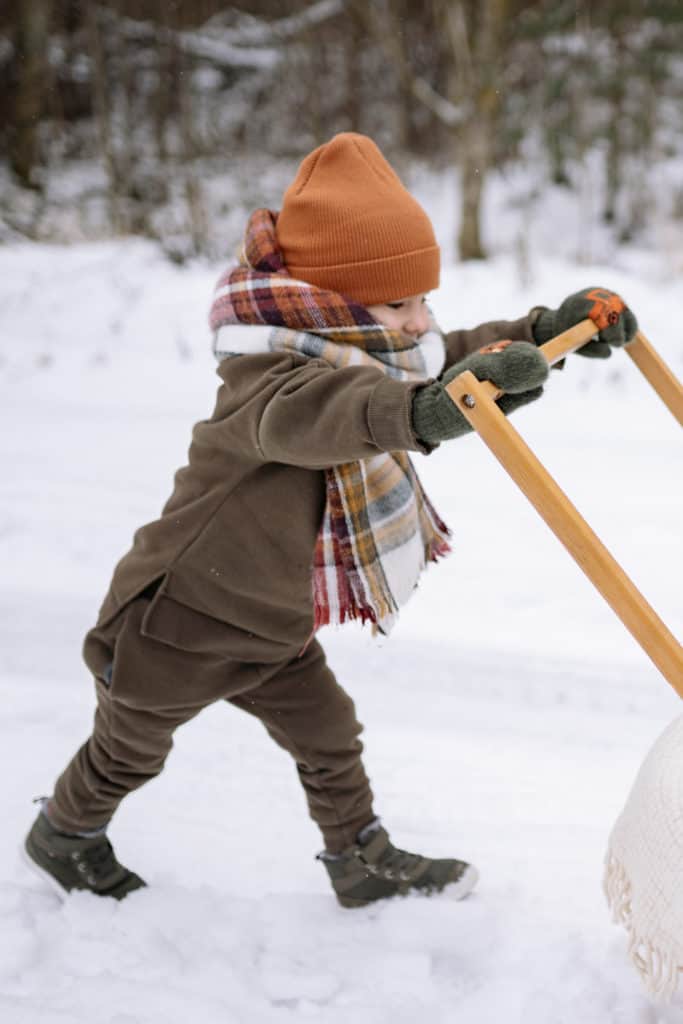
<box><xmin>377</xmin><ymin>312</ymin><xmax>398</xmax><ymax>331</ymax></box>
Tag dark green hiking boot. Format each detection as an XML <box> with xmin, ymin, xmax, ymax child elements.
<box><xmin>24</xmin><ymin>810</ymin><xmax>146</xmax><ymax>900</ymax></box>
<box><xmin>319</xmin><ymin>820</ymin><xmax>478</xmax><ymax>909</ymax></box>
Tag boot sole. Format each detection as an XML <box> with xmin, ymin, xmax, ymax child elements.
<box><xmin>337</xmin><ymin>863</ymin><xmax>480</xmax><ymax>908</ymax></box>
<box><xmin>20</xmin><ymin>843</ymin><xmax>69</xmax><ymax>901</ymax></box>
<box><xmin>445</xmin><ymin>863</ymin><xmax>479</xmax><ymax>900</ymax></box>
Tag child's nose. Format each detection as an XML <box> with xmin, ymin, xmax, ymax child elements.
<box><xmin>405</xmin><ymin>306</ymin><xmax>429</xmax><ymax>337</ymax></box>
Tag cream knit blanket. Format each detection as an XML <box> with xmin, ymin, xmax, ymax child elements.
<box><xmin>604</xmin><ymin>713</ymin><xmax>683</xmax><ymax>1000</ymax></box>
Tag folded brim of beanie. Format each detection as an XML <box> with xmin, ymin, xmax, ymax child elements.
<box><xmin>286</xmin><ymin>245</ymin><xmax>440</xmax><ymax>307</ymax></box>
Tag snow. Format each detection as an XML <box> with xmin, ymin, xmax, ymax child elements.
<box><xmin>1</xmin><ymin>236</ymin><xmax>682</xmax><ymax>1023</ymax></box>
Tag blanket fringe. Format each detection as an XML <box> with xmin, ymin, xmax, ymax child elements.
<box><xmin>604</xmin><ymin>849</ymin><xmax>682</xmax><ymax>1001</ymax></box>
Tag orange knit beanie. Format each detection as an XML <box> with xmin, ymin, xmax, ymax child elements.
<box><xmin>276</xmin><ymin>133</ymin><xmax>440</xmax><ymax>306</ymax></box>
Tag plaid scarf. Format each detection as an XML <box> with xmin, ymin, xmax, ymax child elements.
<box><xmin>209</xmin><ymin>209</ymin><xmax>451</xmax><ymax>635</ymax></box>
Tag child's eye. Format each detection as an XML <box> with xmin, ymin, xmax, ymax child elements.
<box><xmin>387</xmin><ymin>302</ymin><xmax>404</xmax><ymax>310</ymax></box>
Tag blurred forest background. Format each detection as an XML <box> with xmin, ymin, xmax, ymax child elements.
<box><xmin>1</xmin><ymin>0</ymin><xmax>683</xmax><ymax>264</ymax></box>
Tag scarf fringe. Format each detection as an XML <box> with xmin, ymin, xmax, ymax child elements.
<box><xmin>312</xmin><ymin>539</ymin><xmax>449</xmax><ymax>632</ymax></box>
<box><xmin>427</xmin><ymin>537</ymin><xmax>451</xmax><ymax>562</ymax></box>
<box><xmin>604</xmin><ymin>848</ymin><xmax>682</xmax><ymax>1001</ymax></box>
<box><xmin>312</xmin><ymin>593</ymin><xmax>378</xmax><ymax>631</ymax></box>
<box><xmin>312</xmin><ymin>564</ymin><xmax>389</xmax><ymax>632</ymax></box>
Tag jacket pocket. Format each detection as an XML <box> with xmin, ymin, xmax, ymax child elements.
<box><xmin>141</xmin><ymin>591</ymin><xmax>228</xmax><ymax>655</ymax></box>
<box><xmin>139</xmin><ymin>574</ymin><xmax>272</xmax><ymax>663</ymax></box>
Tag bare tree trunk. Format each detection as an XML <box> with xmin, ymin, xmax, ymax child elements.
<box><xmin>444</xmin><ymin>0</ymin><xmax>507</xmax><ymax>260</ymax></box>
<box><xmin>305</xmin><ymin>25</ymin><xmax>325</xmax><ymax>145</ymax></box>
<box><xmin>177</xmin><ymin>37</ymin><xmax>207</xmax><ymax>256</ymax></box>
<box><xmin>343</xmin><ymin>7</ymin><xmax>364</xmax><ymax>132</ymax></box>
<box><xmin>10</xmin><ymin>0</ymin><xmax>51</xmax><ymax>186</ymax></box>
<box><xmin>623</xmin><ymin>75</ymin><xmax>656</xmax><ymax>243</ymax></box>
<box><xmin>457</xmin><ymin>120</ymin><xmax>489</xmax><ymax>260</ymax></box>
<box><xmin>604</xmin><ymin>34</ymin><xmax>626</xmax><ymax>224</ymax></box>
<box><xmin>86</xmin><ymin>3</ymin><xmax>125</xmax><ymax>232</ymax></box>
<box><xmin>154</xmin><ymin>0</ymin><xmax>174</xmax><ymax>163</ymax></box>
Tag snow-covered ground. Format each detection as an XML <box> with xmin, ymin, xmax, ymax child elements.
<box><xmin>1</xmin><ymin>237</ymin><xmax>682</xmax><ymax>1023</ymax></box>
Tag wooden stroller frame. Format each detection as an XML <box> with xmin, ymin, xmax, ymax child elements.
<box><xmin>445</xmin><ymin>320</ymin><xmax>683</xmax><ymax>694</ymax></box>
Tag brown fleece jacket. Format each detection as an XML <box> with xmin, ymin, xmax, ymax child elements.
<box><xmin>94</xmin><ymin>316</ymin><xmax>535</xmax><ymax>662</ymax></box>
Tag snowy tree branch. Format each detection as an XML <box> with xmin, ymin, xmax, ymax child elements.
<box><xmin>93</xmin><ymin>1</ymin><xmax>346</xmax><ymax>72</ymax></box>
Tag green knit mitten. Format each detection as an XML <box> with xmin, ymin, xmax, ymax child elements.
<box><xmin>532</xmin><ymin>286</ymin><xmax>638</xmax><ymax>359</ymax></box>
<box><xmin>412</xmin><ymin>340</ymin><xmax>549</xmax><ymax>446</ymax></box>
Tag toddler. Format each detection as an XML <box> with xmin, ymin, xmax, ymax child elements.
<box><xmin>24</xmin><ymin>133</ymin><xmax>637</xmax><ymax>906</ymax></box>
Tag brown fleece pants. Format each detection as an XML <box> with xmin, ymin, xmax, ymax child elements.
<box><xmin>49</xmin><ymin>595</ymin><xmax>374</xmax><ymax>853</ymax></box>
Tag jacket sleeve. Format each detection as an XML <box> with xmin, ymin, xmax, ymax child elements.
<box><xmin>216</xmin><ymin>353</ymin><xmax>433</xmax><ymax>470</ymax></box>
<box><xmin>442</xmin><ymin>314</ymin><xmax>537</xmax><ymax>370</ymax></box>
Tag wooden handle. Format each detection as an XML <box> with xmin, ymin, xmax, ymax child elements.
<box><xmin>626</xmin><ymin>331</ymin><xmax>683</xmax><ymax>427</ymax></box>
<box><xmin>445</xmin><ymin>369</ymin><xmax>683</xmax><ymax>696</ymax></box>
<box><xmin>480</xmin><ymin>322</ymin><xmax>683</xmax><ymax>430</ymax></box>
<box><xmin>477</xmin><ymin>319</ymin><xmax>599</xmax><ymax>402</ymax></box>
<box><xmin>538</xmin><ymin>318</ymin><xmax>599</xmax><ymax>365</ymax></box>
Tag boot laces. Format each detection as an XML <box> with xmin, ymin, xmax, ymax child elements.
<box><xmin>73</xmin><ymin>838</ymin><xmax>120</xmax><ymax>884</ymax></box>
<box><xmin>369</xmin><ymin>843</ymin><xmax>423</xmax><ymax>881</ymax></box>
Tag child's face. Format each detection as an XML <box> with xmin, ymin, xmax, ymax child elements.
<box><xmin>366</xmin><ymin>294</ymin><xmax>430</xmax><ymax>338</ymax></box>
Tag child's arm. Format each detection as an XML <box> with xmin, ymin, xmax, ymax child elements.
<box><xmin>211</xmin><ymin>344</ymin><xmax>548</xmax><ymax>472</ymax></box>
<box><xmin>215</xmin><ymin>352</ymin><xmax>431</xmax><ymax>469</ymax></box>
